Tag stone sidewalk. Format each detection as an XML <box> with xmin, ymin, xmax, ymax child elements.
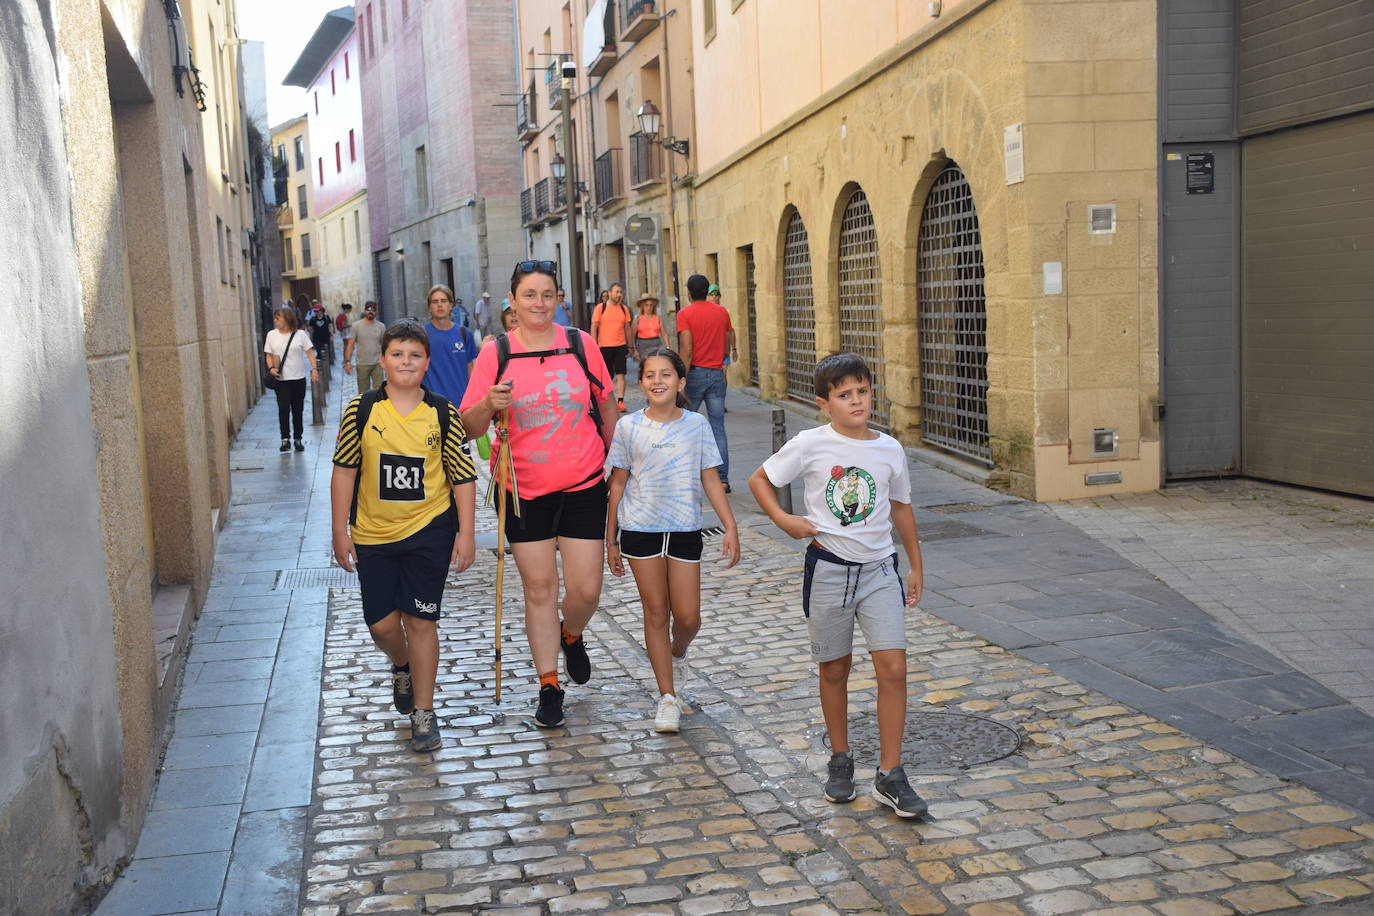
<box><xmin>1048</xmin><ymin>481</ymin><xmax>1374</xmax><ymax>717</ymax></box>
<box><xmin>303</xmin><ymin>492</ymin><xmax>1374</xmax><ymax>915</ymax></box>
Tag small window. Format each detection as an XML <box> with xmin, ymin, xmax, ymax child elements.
<box><xmin>703</xmin><ymin>0</ymin><xmax>717</xmax><ymax>44</ymax></box>
<box><xmin>318</xmin><ymin>157</ymin><xmax>324</xmax><ymax>185</ymax></box>
<box><xmin>283</xmin><ymin>234</ymin><xmax>295</xmax><ymax>271</ymax></box>
<box><xmin>354</xmin><ymin>210</ymin><xmax>362</xmax><ymax>254</ymax></box>
<box><xmin>335</xmin><ymin>141</ymin><xmax>342</xmax><ymax>173</ymax></box>
<box><xmin>401</xmin><ymin>0</ymin><xmax>409</xmax><ymax>19</ymax></box>
<box><xmin>216</xmin><ymin>216</ymin><xmax>227</xmax><ymax>283</ymax></box>
<box><xmin>227</xmin><ymin>226</ymin><xmax>236</xmax><ymax>286</ymax></box>
<box><xmin>297</xmin><ymin>184</ymin><xmax>308</xmax><ymax>219</ymax></box>
<box><xmin>380</xmin><ymin>0</ymin><xmax>389</xmax><ymax>43</ymax></box>
<box><xmin>276</xmin><ymin>143</ymin><xmax>285</xmax><ymax>164</ymax></box>
<box><xmin>314</xmin><ymin>91</ymin><xmax>319</xmax><ymax>114</ymax></box>
<box><xmin>349</xmin><ymin>129</ymin><xmax>356</xmax><ymax>162</ymax></box>
<box><xmin>331</xmin><ymin>69</ymin><xmax>336</xmax><ymax>95</ymax></box>
<box><xmin>293</xmin><ymin>135</ymin><xmax>305</xmax><ymax>171</ymax></box>
<box><xmin>366</xmin><ymin>5</ymin><xmax>376</xmax><ymax>57</ymax></box>
<box><xmin>301</xmin><ymin>232</ymin><xmax>313</xmax><ymax>268</ymax></box>
<box><xmin>415</xmin><ymin>145</ymin><xmax>429</xmax><ymax>210</ymax></box>
<box><xmin>345</xmin><ymin>52</ymin><xmax>350</xmax><ymax>78</ymax></box>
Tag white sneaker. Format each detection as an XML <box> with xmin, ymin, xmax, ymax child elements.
<box><xmin>654</xmin><ymin>693</ymin><xmax>681</xmax><ymax>733</ymax></box>
<box><xmin>672</xmin><ymin>652</ymin><xmax>691</xmax><ymax>709</ymax></box>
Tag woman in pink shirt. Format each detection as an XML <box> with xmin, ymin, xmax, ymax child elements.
<box><xmin>461</xmin><ymin>261</ymin><xmax>618</xmax><ymax>729</ymax></box>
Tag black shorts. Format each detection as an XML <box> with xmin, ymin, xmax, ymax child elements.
<box><xmin>355</xmin><ymin>511</ymin><xmax>455</xmax><ymax>626</ymax></box>
<box><xmin>600</xmin><ymin>344</ymin><xmax>628</xmax><ymax>376</ymax></box>
<box><xmin>618</xmin><ymin>529</ymin><xmax>704</xmax><ymax>562</ymax></box>
<box><xmin>505</xmin><ymin>478</ymin><xmax>608</xmax><ymax>544</ymax></box>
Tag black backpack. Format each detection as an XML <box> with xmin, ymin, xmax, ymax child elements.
<box><xmin>493</xmin><ymin>329</ymin><xmax>605</xmax><ymax>433</ymax></box>
<box><xmin>347</xmin><ymin>384</ymin><xmax>457</xmax><ymax>525</ymax></box>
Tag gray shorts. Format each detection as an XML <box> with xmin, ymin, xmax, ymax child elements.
<box><xmin>802</xmin><ymin>544</ymin><xmax>907</xmax><ymax>662</ymax></box>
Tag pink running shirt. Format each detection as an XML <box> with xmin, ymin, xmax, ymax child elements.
<box><xmin>461</xmin><ymin>325</ymin><xmax>613</xmax><ymax>498</ymax></box>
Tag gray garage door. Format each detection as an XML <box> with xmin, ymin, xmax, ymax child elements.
<box><xmin>1242</xmin><ymin>113</ymin><xmax>1374</xmax><ymax>496</ymax></box>
<box><xmin>1162</xmin><ymin>143</ymin><xmax>1240</xmax><ymax>478</ymax></box>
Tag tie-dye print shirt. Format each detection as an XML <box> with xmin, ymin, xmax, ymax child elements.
<box><xmin>607</xmin><ymin>409</ymin><xmax>723</xmax><ymax>532</ymax></box>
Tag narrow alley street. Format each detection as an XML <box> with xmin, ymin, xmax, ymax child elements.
<box><xmin>95</xmin><ymin>373</ymin><xmax>1374</xmax><ymax>915</ymax></box>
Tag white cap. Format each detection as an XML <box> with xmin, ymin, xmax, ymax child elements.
<box><xmin>482</xmin><ymin>291</ymin><xmax>490</xmax><ymax>297</ymax></box>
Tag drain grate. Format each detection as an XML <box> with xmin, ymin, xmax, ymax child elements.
<box><xmin>816</xmin><ymin>711</ymin><xmax>1021</xmax><ymax>769</ymax></box>
<box><xmin>275</xmin><ymin>568</ymin><xmax>358</xmax><ymax>589</ymax></box>
<box><xmin>923</xmin><ymin>501</ymin><xmax>1010</xmax><ymax>514</ymax></box>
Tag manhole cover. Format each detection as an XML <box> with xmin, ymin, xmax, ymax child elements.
<box><xmin>275</xmin><ymin>568</ymin><xmax>358</xmax><ymax>589</ymax></box>
<box><xmin>815</xmin><ymin>711</ymin><xmax>1021</xmax><ymax>769</ymax></box>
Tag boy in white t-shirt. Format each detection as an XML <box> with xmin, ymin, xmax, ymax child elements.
<box><xmin>747</xmin><ymin>353</ymin><xmax>927</xmax><ymax>818</ymax></box>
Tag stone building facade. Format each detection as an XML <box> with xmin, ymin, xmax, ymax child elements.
<box><xmin>683</xmin><ymin>0</ymin><xmax>1160</xmax><ymax>501</ymax></box>
<box><xmin>356</xmin><ymin>0</ymin><xmax>524</xmax><ymax>321</ymax></box>
<box><xmin>0</xmin><ymin>0</ymin><xmax>260</xmax><ymax>910</ymax></box>
<box><xmin>272</xmin><ymin>113</ymin><xmax>322</xmax><ymax>308</ymax></box>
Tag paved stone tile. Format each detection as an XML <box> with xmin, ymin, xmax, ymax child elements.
<box><xmin>94</xmin><ymin>851</ymin><xmax>231</xmax><ymax>915</ymax></box>
<box><xmin>161</xmin><ymin>731</ymin><xmax>258</xmax><ymax>770</ymax></box>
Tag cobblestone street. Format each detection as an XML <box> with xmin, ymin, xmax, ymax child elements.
<box><xmin>302</xmin><ymin>510</ymin><xmax>1374</xmax><ymax>915</ymax></box>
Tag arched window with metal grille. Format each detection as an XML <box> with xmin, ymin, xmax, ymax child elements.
<box><xmin>782</xmin><ymin>210</ymin><xmax>816</xmax><ymax>403</ymax></box>
<box><xmin>917</xmin><ymin>163</ymin><xmax>990</xmax><ymax>463</ymax></box>
<box><xmin>836</xmin><ymin>188</ymin><xmax>888</xmax><ymax>430</ymax></box>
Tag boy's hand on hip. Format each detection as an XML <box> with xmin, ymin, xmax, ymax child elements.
<box><xmin>333</xmin><ymin>534</ymin><xmax>357</xmax><ymax>573</ymax></box>
<box><xmin>451</xmin><ymin>532</ymin><xmax>476</xmax><ymax>573</ymax></box>
<box><xmin>778</xmin><ymin>514</ymin><xmax>820</xmax><ymax>540</ymax></box>
<box><xmin>906</xmin><ymin>569</ymin><xmax>923</xmax><ymax>607</ymax></box>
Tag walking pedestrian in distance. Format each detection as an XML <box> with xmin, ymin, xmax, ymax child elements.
<box><xmin>677</xmin><ymin>274</ymin><xmax>735</xmax><ymax>491</ymax></box>
<box><xmin>453</xmin><ymin>296</ymin><xmax>474</xmax><ymax>332</ymax></box>
<box><xmin>331</xmin><ymin>319</ymin><xmax>477</xmax><ymax>752</ymax></box>
<box><xmin>606</xmin><ymin>348</ymin><xmax>740</xmax><ymax>733</ymax></box>
<box><xmin>707</xmin><ymin>283</ymin><xmax>737</xmax><ymax>412</ymax></box>
<box><xmin>422</xmin><ymin>284</ymin><xmax>479</xmax><ymax>407</ymax></box>
<box><xmin>348</xmin><ymin>302</ymin><xmax>386</xmax><ymax>391</ymax></box>
<box><xmin>630</xmin><ymin>294</ymin><xmax>670</xmax><ymax>364</ymax></box>
<box><xmin>553</xmin><ymin>288</ymin><xmax>574</xmax><ymax>327</ymax></box>
<box><xmin>263</xmin><ymin>306</ymin><xmax>319</xmax><ymax>452</ymax></box>
<box><xmin>337</xmin><ymin>303</ymin><xmax>354</xmax><ymax>367</ymax></box>
<box><xmin>747</xmin><ymin>353</ymin><xmax>928</xmax><ymax>819</ymax></box>
<box><xmin>475</xmin><ymin>291</ymin><xmax>495</xmax><ymax>338</ymax></box>
<box><xmin>592</xmin><ymin>281</ymin><xmax>634</xmax><ymax>412</ymax></box>
<box><xmin>459</xmin><ymin>260</ymin><xmax>618</xmax><ymax>729</ymax></box>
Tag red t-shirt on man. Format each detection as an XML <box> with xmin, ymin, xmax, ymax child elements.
<box><xmin>676</xmin><ymin>300</ymin><xmax>732</xmax><ymax>369</ymax></box>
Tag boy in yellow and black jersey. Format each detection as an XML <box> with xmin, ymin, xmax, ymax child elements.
<box><xmin>331</xmin><ymin>319</ymin><xmax>477</xmax><ymax>752</ymax></box>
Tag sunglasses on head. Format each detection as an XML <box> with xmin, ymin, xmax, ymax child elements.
<box><xmin>515</xmin><ymin>260</ymin><xmax>558</xmax><ymax>274</ymax></box>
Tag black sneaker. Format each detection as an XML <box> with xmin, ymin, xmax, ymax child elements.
<box><xmin>293</xmin><ymin>439</ymin><xmax>305</xmax><ymax>452</ymax></box>
<box><xmin>279</xmin><ymin>438</ymin><xmax>291</xmax><ymax>452</ymax></box>
<box><xmin>410</xmin><ymin>708</ymin><xmax>442</xmax><ymax>752</ymax></box>
<box><xmin>535</xmin><ymin>683</ymin><xmax>566</xmax><ymax>728</ymax></box>
<box><xmin>391</xmin><ymin>665</ymin><xmax>414</xmax><ymax>714</ymax></box>
<box><xmin>824</xmin><ymin>751</ymin><xmax>856</xmax><ymax>803</ymax></box>
<box><xmin>873</xmin><ymin>766</ymin><xmax>928</xmax><ymax>819</ymax></box>
<box><xmin>561</xmin><ymin>626</ymin><xmax>591</xmax><ymax>685</ymax></box>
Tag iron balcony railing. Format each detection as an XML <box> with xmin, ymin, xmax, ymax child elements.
<box><xmin>594</xmin><ymin>148</ymin><xmax>622</xmax><ymax>207</ymax></box>
<box><xmin>516</xmin><ymin>89</ymin><xmax>537</xmax><ymax>140</ymax></box>
<box><xmin>534</xmin><ymin>178</ymin><xmax>551</xmax><ymax>219</ymax></box>
<box><xmin>546</xmin><ymin>61</ymin><xmax>563</xmax><ymax>111</ymax></box>
<box><xmin>553</xmin><ymin>175</ymin><xmax>567</xmax><ymax>213</ymax></box>
<box><xmin>619</xmin><ymin>0</ymin><xmax>658</xmax><ymax>42</ymax></box>
<box><xmin>629</xmin><ymin>132</ymin><xmax>661</xmax><ymax>187</ymax></box>
<box><xmin>520</xmin><ymin>188</ymin><xmax>534</xmax><ymax>225</ymax></box>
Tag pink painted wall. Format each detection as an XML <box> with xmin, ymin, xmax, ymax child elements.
<box><xmin>307</xmin><ymin>30</ymin><xmax>365</xmax><ymax>215</ymax></box>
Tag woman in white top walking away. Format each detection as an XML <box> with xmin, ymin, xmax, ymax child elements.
<box><xmin>605</xmin><ymin>348</ymin><xmax>741</xmax><ymax>733</ymax></box>
<box><xmin>264</xmin><ymin>306</ymin><xmax>320</xmax><ymax>452</ymax></box>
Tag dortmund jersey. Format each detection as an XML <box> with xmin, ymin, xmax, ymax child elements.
<box><xmin>333</xmin><ymin>391</ymin><xmax>476</xmax><ymax>545</ymax></box>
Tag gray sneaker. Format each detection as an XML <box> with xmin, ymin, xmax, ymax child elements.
<box><xmin>824</xmin><ymin>751</ymin><xmax>856</xmax><ymax>803</ymax></box>
<box><xmin>873</xmin><ymin>766</ymin><xmax>928</xmax><ymax>819</ymax></box>
<box><xmin>409</xmin><ymin>708</ymin><xmax>442</xmax><ymax>752</ymax></box>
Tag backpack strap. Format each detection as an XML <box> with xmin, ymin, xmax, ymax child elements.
<box><xmin>347</xmin><ymin>386</ymin><xmax>387</xmax><ymax>526</ymax></box>
<box><xmin>492</xmin><ymin>330</ymin><xmax>605</xmax><ymax>432</ymax></box>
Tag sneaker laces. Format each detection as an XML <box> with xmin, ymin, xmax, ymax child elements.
<box><xmin>411</xmin><ymin>708</ymin><xmax>434</xmax><ymax>733</ymax></box>
<box><xmin>393</xmin><ymin>669</ymin><xmax>412</xmax><ymax>692</ymax></box>
<box><xmin>828</xmin><ymin>753</ymin><xmax>853</xmax><ymax>779</ymax></box>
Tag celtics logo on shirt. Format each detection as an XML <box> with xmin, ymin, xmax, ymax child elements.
<box><xmin>825</xmin><ymin>465</ymin><xmax>877</xmax><ymax>527</ymax></box>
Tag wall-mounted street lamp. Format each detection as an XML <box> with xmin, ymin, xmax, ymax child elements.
<box><xmin>636</xmin><ymin>100</ymin><xmax>689</xmax><ymax>158</ymax></box>
<box><xmin>549</xmin><ymin>154</ymin><xmax>588</xmax><ymax>195</ymax></box>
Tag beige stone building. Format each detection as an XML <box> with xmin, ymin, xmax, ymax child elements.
<box><xmin>516</xmin><ymin>0</ymin><xmax>696</xmax><ymax>319</ymax></box>
<box><xmin>1</xmin><ymin>0</ymin><xmax>261</xmax><ymax>909</ymax></box>
<box><xmin>681</xmin><ymin>0</ymin><xmax>1159</xmax><ymax>501</ymax></box>
<box><xmin>272</xmin><ymin>114</ymin><xmax>323</xmax><ymax>307</ymax></box>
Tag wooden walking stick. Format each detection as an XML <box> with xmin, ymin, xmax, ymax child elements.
<box><xmin>492</xmin><ymin>420</ymin><xmax>510</xmax><ymax>703</ymax></box>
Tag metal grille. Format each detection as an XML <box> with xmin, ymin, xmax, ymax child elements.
<box><xmin>744</xmin><ymin>246</ymin><xmax>758</xmax><ymax>385</ymax></box>
<box><xmin>629</xmin><ymin>132</ymin><xmax>662</xmax><ymax>187</ymax></box>
<box><xmin>918</xmin><ymin>164</ymin><xmax>990</xmax><ymax>463</ymax></box>
<box><xmin>594</xmin><ymin>148</ymin><xmax>622</xmax><ymax>207</ymax></box>
<box><xmin>837</xmin><ymin>189</ymin><xmax>888</xmax><ymax>430</ymax></box>
<box><xmin>782</xmin><ymin>212</ymin><xmax>816</xmax><ymax>403</ymax></box>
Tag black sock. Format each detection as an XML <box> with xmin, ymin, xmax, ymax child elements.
<box><xmin>393</xmin><ymin>662</ymin><xmax>410</xmax><ymax>672</ymax></box>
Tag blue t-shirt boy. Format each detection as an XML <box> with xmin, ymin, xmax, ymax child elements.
<box><xmin>423</xmin><ymin>321</ymin><xmax>479</xmax><ymax>404</ymax></box>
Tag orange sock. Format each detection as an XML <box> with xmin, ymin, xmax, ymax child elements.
<box><xmin>561</xmin><ymin>626</ymin><xmax>580</xmax><ymax>646</ymax></box>
<box><xmin>539</xmin><ymin>671</ymin><xmax>560</xmax><ymax>689</ymax></box>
